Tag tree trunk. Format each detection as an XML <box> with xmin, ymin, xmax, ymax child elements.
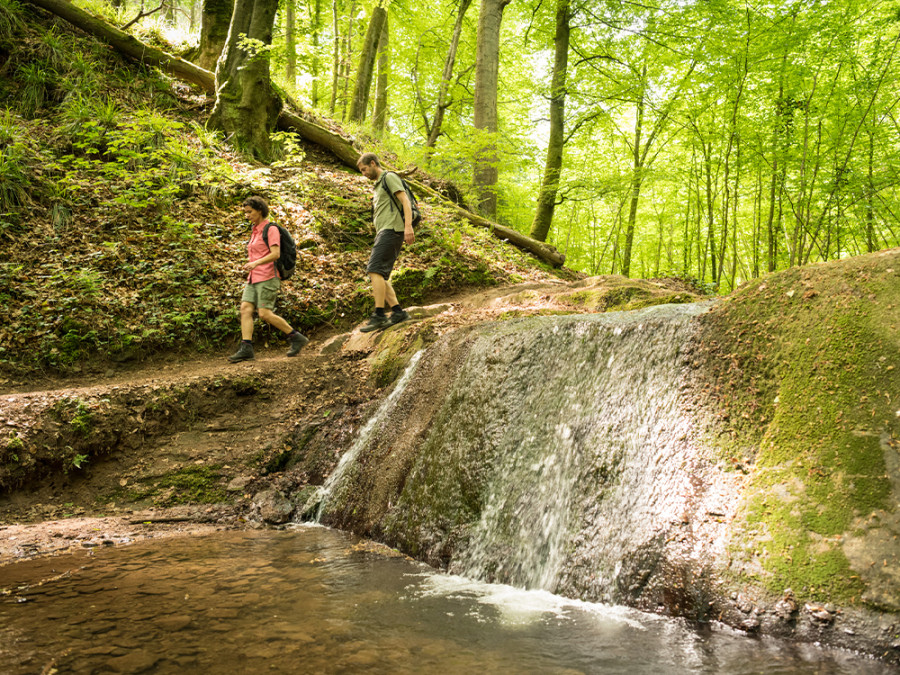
<box><xmin>703</xmin><ymin>140</ymin><xmax>717</xmax><ymax>284</ymax></box>
<box><xmin>310</xmin><ymin>0</ymin><xmax>321</xmax><ymax>106</ymax></box>
<box><xmin>426</xmin><ymin>0</ymin><xmax>472</xmax><ymax>148</ymax></box>
<box><xmin>348</xmin><ymin>1</ymin><xmax>387</xmax><ymax>123</ymax></box>
<box><xmin>339</xmin><ymin>0</ymin><xmax>356</xmax><ymax>120</ymax></box>
<box><xmin>472</xmin><ymin>0</ymin><xmax>510</xmax><ymax>219</ymax></box>
<box><xmin>329</xmin><ymin>0</ymin><xmax>340</xmax><ymax>115</ymax></box>
<box><xmin>866</xmin><ymin>123</ymin><xmax>875</xmax><ymax>253</ymax></box>
<box><xmin>528</xmin><ymin>0</ymin><xmax>569</xmax><ymax>243</ymax></box>
<box><xmin>620</xmin><ymin>67</ymin><xmax>646</xmax><ymax>278</ymax></box>
<box><xmin>209</xmin><ymin>0</ymin><xmax>282</xmax><ymax>159</ymax></box>
<box><xmin>285</xmin><ymin>0</ymin><xmax>296</xmax><ymax>86</ymax></box>
<box><xmin>372</xmin><ymin>15</ymin><xmax>389</xmax><ymax>133</ymax></box>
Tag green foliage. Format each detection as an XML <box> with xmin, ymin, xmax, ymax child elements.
<box><xmin>5</xmin><ymin>432</ymin><xmax>23</xmax><ymax>462</ymax></box>
<box><xmin>0</xmin><ymin>110</ymin><xmax>31</xmax><ymax>214</ymax></box>
<box><xmin>237</xmin><ymin>34</ymin><xmax>275</xmax><ymax>61</ymax></box>
<box><xmin>0</xmin><ymin>0</ymin><xmax>23</xmax><ymax>39</ymax></box>
<box><xmin>50</xmin><ymin>397</ymin><xmax>94</xmax><ymax>436</ymax></box>
<box><xmin>271</xmin><ymin>131</ymin><xmax>306</xmax><ymax>166</ymax></box>
<box><xmin>17</xmin><ymin>61</ymin><xmax>55</xmax><ymax>118</ymax></box>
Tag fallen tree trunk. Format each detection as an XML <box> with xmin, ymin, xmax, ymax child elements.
<box><xmin>404</xmin><ymin>176</ymin><xmax>566</xmax><ymax>267</ymax></box>
<box><xmin>24</xmin><ymin>0</ymin><xmax>565</xmax><ymax>267</ymax></box>
<box><xmin>26</xmin><ymin>0</ymin><xmax>215</xmax><ymax>91</ymax></box>
<box><xmin>277</xmin><ymin>110</ymin><xmax>360</xmax><ymax>168</ymax></box>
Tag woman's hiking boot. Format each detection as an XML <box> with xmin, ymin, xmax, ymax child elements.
<box><xmin>287</xmin><ymin>332</ymin><xmax>309</xmax><ymax>357</ymax></box>
<box><xmin>228</xmin><ymin>341</ymin><xmax>255</xmax><ymax>363</ymax></box>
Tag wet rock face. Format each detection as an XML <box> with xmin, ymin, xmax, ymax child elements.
<box><xmin>318</xmin><ymin>303</ymin><xmax>735</xmax><ymax>606</ymax></box>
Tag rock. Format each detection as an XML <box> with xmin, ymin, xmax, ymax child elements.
<box><xmin>206</xmin><ymin>608</ymin><xmax>240</xmax><ymax>619</ymax></box>
<box><xmin>736</xmin><ymin>593</ymin><xmax>755</xmax><ymax>614</ymax></box>
<box><xmin>741</xmin><ymin>611</ymin><xmax>761</xmax><ymax>632</ymax></box>
<box><xmin>319</xmin><ymin>333</ymin><xmax>350</xmax><ymax>355</ymax></box>
<box><xmin>227</xmin><ymin>476</ymin><xmax>253</xmax><ymax>492</ymax></box>
<box><xmin>805</xmin><ymin>603</ymin><xmax>834</xmax><ymax>624</ymax></box>
<box><xmin>104</xmin><ymin>649</ymin><xmax>159</xmax><ymax>673</ymax></box>
<box><xmin>774</xmin><ymin>589</ymin><xmax>798</xmax><ymax>621</ymax></box>
<box><xmin>252</xmin><ymin>489</ymin><xmax>294</xmax><ymax>524</ymax></box>
<box><xmin>154</xmin><ymin>614</ymin><xmax>193</xmax><ymax>631</ymax></box>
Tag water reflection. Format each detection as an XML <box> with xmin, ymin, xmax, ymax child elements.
<box><xmin>0</xmin><ymin>527</ymin><xmax>892</xmax><ymax>674</ymax></box>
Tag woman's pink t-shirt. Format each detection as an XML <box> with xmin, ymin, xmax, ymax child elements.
<box><xmin>247</xmin><ymin>219</ymin><xmax>281</xmax><ymax>283</ymax></box>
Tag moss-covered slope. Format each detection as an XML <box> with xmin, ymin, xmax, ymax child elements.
<box><xmin>697</xmin><ymin>248</ymin><xmax>900</xmax><ymax>609</ymax></box>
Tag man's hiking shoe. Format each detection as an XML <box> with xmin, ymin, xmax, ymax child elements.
<box><xmin>287</xmin><ymin>332</ymin><xmax>309</xmax><ymax>357</ymax></box>
<box><xmin>228</xmin><ymin>342</ymin><xmax>255</xmax><ymax>363</ymax></box>
<box><xmin>389</xmin><ymin>309</ymin><xmax>410</xmax><ymax>325</ymax></box>
<box><xmin>360</xmin><ymin>314</ymin><xmax>390</xmax><ymax>332</ymax></box>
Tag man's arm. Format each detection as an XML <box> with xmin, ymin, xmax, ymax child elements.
<box><xmin>394</xmin><ymin>190</ymin><xmax>415</xmax><ymax>245</ymax></box>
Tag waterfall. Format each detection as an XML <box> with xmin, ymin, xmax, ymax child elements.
<box><xmin>448</xmin><ymin>304</ymin><xmax>708</xmax><ymax>593</ymax></box>
<box><xmin>313</xmin><ymin>302</ymin><xmax>722</xmax><ymax>604</ymax></box>
<box><xmin>303</xmin><ymin>350</ymin><xmax>424</xmax><ymax>521</ymax></box>
<box><xmin>377</xmin><ymin>302</ymin><xmax>716</xmax><ymax>600</ymax></box>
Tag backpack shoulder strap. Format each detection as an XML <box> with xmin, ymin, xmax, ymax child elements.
<box><xmin>262</xmin><ymin>222</ymin><xmax>280</xmax><ymax>248</ymax></box>
<box><xmin>380</xmin><ymin>172</ymin><xmax>405</xmax><ymax>213</ymax></box>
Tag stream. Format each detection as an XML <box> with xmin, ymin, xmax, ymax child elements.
<box><xmin>0</xmin><ymin>526</ymin><xmax>892</xmax><ymax>674</ymax></box>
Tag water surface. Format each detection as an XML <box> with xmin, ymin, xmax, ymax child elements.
<box><xmin>0</xmin><ymin>527</ymin><xmax>892</xmax><ymax>674</ymax></box>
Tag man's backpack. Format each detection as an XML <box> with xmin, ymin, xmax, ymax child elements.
<box><xmin>380</xmin><ymin>172</ymin><xmax>422</xmax><ymax>228</ymax></box>
<box><xmin>262</xmin><ymin>222</ymin><xmax>297</xmax><ymax>280</ymax></box>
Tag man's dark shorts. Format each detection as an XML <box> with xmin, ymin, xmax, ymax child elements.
<box><xmin>366</xmin><ymin>229</ymin><xmax>404</xmax><ymax>279</ymax></box>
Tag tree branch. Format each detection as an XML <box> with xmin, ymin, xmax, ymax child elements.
<box><xmin>121</xmin><ymin>1</ymin><xmax>165</xmax><ymax>31</ymax></box>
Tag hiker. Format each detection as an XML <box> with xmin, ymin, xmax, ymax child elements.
<box><xmin>228</xmin><ymin>195</ymin><xmax>308</xmax><ymax>363</ymax></box>
<box><xmin>356</xmin><ymin>152</ymin><xmax>414</xmax><ymax>332</ymax></box>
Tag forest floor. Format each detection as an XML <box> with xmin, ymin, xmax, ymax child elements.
<box><xmin>0</xmin><ymin>276</ymin><xmax>703</xmax><ymax>568</ymax></box>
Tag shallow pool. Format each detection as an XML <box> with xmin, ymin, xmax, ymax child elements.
<box><xmin>0</xmin><ymin>526</ymin><xmax>892</xmax><ymax>673</ymax></box>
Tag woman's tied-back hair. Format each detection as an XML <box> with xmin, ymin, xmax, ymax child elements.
<box><xmin>357</xmin><ymin>152</ymin><xmax>381</xmax><ymax>167</ymax></box>
<box><xmin>242</xmin><ymin>195</ymin><xmax>269</xmax><ymax>218</ymax></box>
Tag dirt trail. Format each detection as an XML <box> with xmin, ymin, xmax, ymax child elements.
<box><xmin>0</xmin><ymin>326</ymin><xmax>374</xmax><ymax>563</ymax></box>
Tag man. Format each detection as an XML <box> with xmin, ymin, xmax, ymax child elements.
<box><xmin>356</xmin><ymin>153</ymin><xmax>414</xmax><ymax>332</ymax></box>
<box><xmin>228</xmin><ymin>196</ymin><xmax>308</xmax><ymax>362</ymax></box>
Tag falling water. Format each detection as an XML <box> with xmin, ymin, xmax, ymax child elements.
<box><xmin>304</xmin><ymin>350</ymin><xmax>424</xmax><ymax>521</ymax></box>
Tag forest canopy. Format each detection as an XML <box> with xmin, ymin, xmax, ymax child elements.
<box><xmin>14</xmin><ymin>0</ymin><xmax>900</xmax><ymax>288</ymax></box>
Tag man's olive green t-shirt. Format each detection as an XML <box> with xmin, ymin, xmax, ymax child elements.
<box><xmin>373</xmin><ymin>172</ymin><xmax>406</xmax><ymax>233</ymax></box>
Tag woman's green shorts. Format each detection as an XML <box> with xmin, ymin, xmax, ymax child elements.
<box><xmin>241</xmin><ymin>276</ymin><xmax>281</xmax><ymax>309</ymax></box>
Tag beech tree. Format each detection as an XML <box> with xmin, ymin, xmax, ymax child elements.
<box><xmin>529</xmin><ymin>0</ymin><xmax>569</xmax><ymax>243</ymax></box>
<box><xmin>197</xmin><ymin>0</ymin><xmax>234</xmax><ymax>70</ymax></box>
<box><xmin>472</xmin><ymin>0</ymin><xmax>511</xmax><ymax>218</ymax></box>
<box><xmin>426</xmin><ymin>0</ymin><xmax>473</xmax><ymax>148</ymax></box>
<box><xmin>348</xmin><ymin>0</ymin><xmax>388</xmax><ymax>123</ymax></box>
<box><xmin>372</xmin><ymin>16</ymin><xmax>389</xmax><ymax>133</ymax></box>
<box><xmin>209</xmin><ymin>0</ymin><xmax>282</xmax><ymax>158</ymax></box>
